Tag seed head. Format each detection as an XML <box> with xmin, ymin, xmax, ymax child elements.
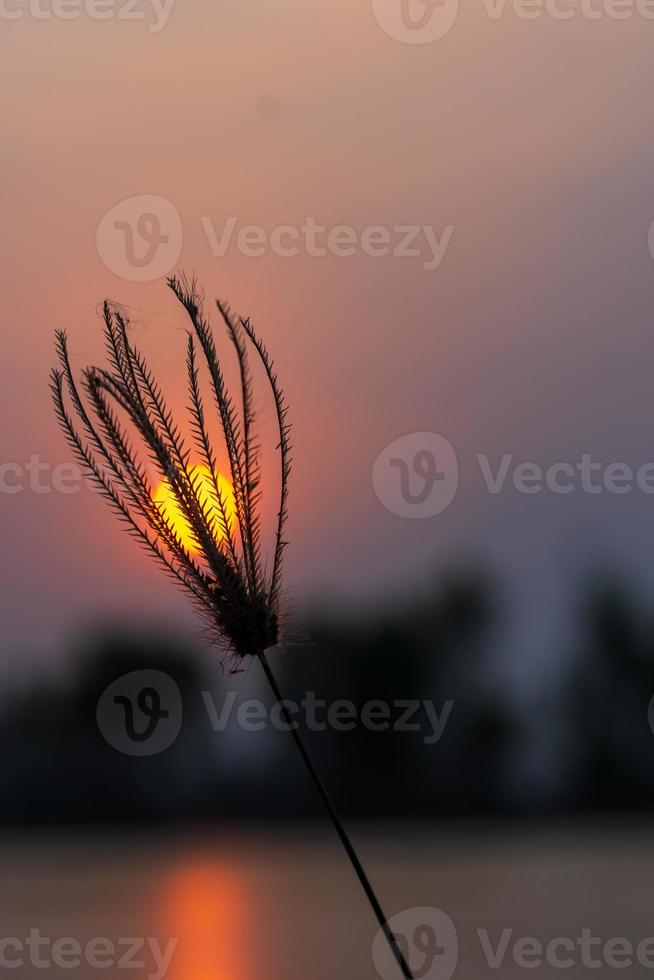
<box><xmin>50</xmin><ymin>275</ymin><xmax>291</xmax><ymax>663</ymax></box>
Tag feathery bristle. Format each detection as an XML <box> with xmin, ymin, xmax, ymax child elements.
<box><xmin>50</xmin><ymin>277</ymin><xmax>291</xmax><ymax>661</ymax></box>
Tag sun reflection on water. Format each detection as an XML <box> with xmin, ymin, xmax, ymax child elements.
<box><xmin>161</xmin><ymin>858</ymin><xmax>255</xmax><ymax>980</ymax></box>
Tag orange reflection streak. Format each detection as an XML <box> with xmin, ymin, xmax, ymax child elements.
<box><xmin>161</xmin><ymin>859</ymin><xmax>255</xmax><ymax>980</ymax></box>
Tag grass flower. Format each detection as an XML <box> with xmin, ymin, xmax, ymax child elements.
<box><xmin>50</xmin><ymin>276</ymin><xmax>415</xmax><ymax>979</ymax></box>
<box><xmin>51</xmin><ymin>275</ymin><xmax>289</xmax><ymax>665</ymax></box>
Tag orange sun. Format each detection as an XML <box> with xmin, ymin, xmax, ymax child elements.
<box><xmin>153</xmin><ymin>463</ymin><xmax>235</xmax><ymax>553</ymax></box>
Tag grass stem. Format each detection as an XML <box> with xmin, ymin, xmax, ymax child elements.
<box><xmin>258</xmin><ymin>649</ymin><xmax>415</xmax><ymax>979</ymax></box>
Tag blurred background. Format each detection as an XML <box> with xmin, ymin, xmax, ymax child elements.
<box><xmin>3</xmin><ymin>0</ymin><xmax>654</xmax><ymax>977</ymax></box>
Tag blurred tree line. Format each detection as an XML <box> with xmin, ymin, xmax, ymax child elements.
<box><xmin>1</xmin><ymin>568</ymin><xmax>654</xmax><ymax>827</ymax></box>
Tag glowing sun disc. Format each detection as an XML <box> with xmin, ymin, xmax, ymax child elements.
<box><xmin>153</xmin><ymin>463</ymin><xmax>235</xmax><ymax>554</ymax></box>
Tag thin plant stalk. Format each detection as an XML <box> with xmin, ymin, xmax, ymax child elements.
<box><xmin>50</xmin><ymin>275</ymin><xmax>414</xmax><ymax>979</ymax></box>
<box><xmin>259</xmin><ymin>649</ymin><xmax>415</xmax><ymax>979</ymax></box>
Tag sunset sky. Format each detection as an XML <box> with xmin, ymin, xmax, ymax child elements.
<box><xmin>3</xmin><ymin>1</ymin><xmax>654</xmax><ymax>677</ymax></box>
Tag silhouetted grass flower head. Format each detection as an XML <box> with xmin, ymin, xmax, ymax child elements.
<box><xmin>50</xmin><ymin>275</ymin><xmax>291</xmax><ymax>664</ymax></box>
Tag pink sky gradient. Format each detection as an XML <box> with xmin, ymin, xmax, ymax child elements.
<box><xmin>3</xmin><ymin>1</ymin><xmax>654</xmax><ymax>668</ymax></box>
